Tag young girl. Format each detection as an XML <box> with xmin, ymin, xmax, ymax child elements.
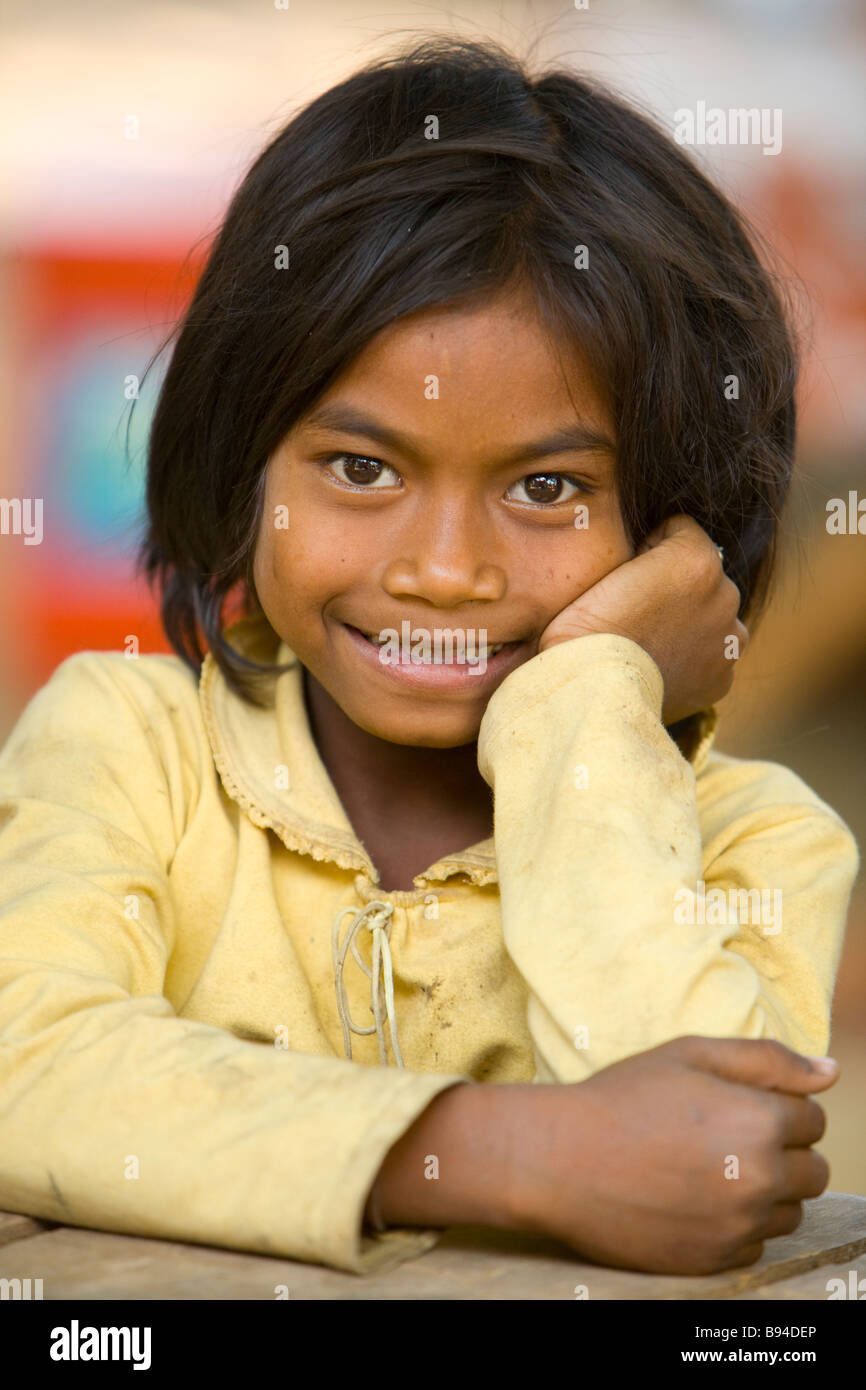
<box><xmin>0</xmin><ymin>38</ymin><xmax>858</xmax><ymax>1281</ymax></box>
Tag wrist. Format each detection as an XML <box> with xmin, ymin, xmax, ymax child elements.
<box><xmin>369</xmin><ymin>1081</ymin><xmax>533</xmax><ymax>1234</ymax></box>
<box><xmin>492</xmin><ymin>1080</ymin><xmax>607</xmax><ymax>1243</ymax></box>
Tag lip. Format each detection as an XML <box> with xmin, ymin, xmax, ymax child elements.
<box><xmin>340</xmin><ymin>622</ymin><xmax>528</xmax><ymax>690</ymax></box>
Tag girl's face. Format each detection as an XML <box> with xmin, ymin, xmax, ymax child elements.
<box><xmin>253</xmin><ymin>285</ymin><xmax>634</xmax><ymax>748</ymax></box>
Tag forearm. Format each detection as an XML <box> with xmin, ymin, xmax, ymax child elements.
<box><xmin>474</xmin><ymin>634</ymin><xmax>856</xmax><ymax>1077</ymax></box>
<box><xmin>366</xmin><ymin>1080</ymin><xmax>534</xmax><ymax>1234</ymax></box>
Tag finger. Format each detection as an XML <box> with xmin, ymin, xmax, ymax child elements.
<box><xmin>656</xmin><ymin>513</ymin><xmax>700</xmax><ymax>545</ymax></box>
<box><xmin>716</xmin><ymin>1241</ymin><xmax>764</xmax><ymax>1270</ymax></box>
<box><xmin>640</xmin><ymin>517</ymin><xmax>680</xmax><ymax>549</ymax></box>
<box><xmin>775</xmin><ymin>1147</ymin><xmax>830</xmax><ymax>1202</ymax></box>
<box><xmin>662</xmin><ymin>512</ymin><xmax>698</xmax><ymax>531</ymax></box>
<box><xmin>675</xmin><ymin>1036</ymin><xmax>839</xmax><ymax>1093</ymax></box>
<box><xmin>718</xmin><ymin>578</ymin><xmax>743</xmax><ymax>629</ymax></box>
<box><xmin>766</xmin><ymin>1092</ymin><xmax>827</xmax><ymax>1148</ymax></box>
<box><xmin>734</xmin><ymin>618</ymin><xmax>750</xmax><ymax>654</ymax></box>
<box><xmin>753</xmin><ymin>1201</ymin><xmax>804</xmax><ymax>1241</ymax></box>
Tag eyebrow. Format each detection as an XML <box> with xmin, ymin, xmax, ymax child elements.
<box><xmin>301</xmin><ymin>404</ymin><xmax>616</xmax><ymax>469</ymax></box>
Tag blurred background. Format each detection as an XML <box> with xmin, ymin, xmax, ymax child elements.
<box><xmin>1</xmin><ymin>1</ymin><xmax>864</xmax><ymax>1187</ymax></box>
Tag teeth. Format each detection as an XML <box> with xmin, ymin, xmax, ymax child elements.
<box><xmin>358</xmin><ymin>627</ymin><xmax>509</xmax><ymax>654</ymax></box>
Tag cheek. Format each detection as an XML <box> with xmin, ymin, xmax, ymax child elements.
<box><xmin>529</xmin><ymin>519</ymin><xmax>628</xmax><ymax>578</ymax></box>
<box><xmin>521</xmin><ymin>522</ymin><xmax>630</xmax><ymax>618</ymax></box>
<box><xmin>255</xmin><ymin>520</ymin><xmax>361</xmax><ymax>629</ymax></box>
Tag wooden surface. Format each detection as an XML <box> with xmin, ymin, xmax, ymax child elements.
<box><xmin>1</xmin><ymin>1192</ymin><xmax>865</xmax><ymax>1300</ymax></box>
<box><xmin>0</xmin><ymin>1211</ymin><xmax>54</xmax><ymax>1249</ymax></box>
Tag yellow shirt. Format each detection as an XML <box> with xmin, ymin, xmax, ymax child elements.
<box><xmin>0</xmin><ymin>614</ymin><xmax>858</xmax><ymax>1273</ymax></box>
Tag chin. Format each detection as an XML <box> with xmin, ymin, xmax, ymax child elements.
<box><xmin>350</xmin><ymin>704</ymin><xmax>482</xmax><ymax>749</ymax></box>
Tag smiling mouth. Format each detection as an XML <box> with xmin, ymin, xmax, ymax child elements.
<box><xmin>347</xmin><ymin>625</ymin><xmax>517</xmax><ymax>657</ymax></box>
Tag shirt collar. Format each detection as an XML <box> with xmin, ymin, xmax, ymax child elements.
<box><xmin>198</xmin><ymin>613</ymin><xmax>719</xmax><ymax>886</ymax></box>
<box><xmin>198</xmin><ymin>614</ymin><xmax>498</xmax><ymax>887</ymax></box>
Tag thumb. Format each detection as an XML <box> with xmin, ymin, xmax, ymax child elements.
<box><xmin>657</xmin><ymin>513</ymin><xmax>696</xmax><ymax>542</ymax></box>
<box><xmin>681</xmin><ymin>1036</ymin><xmax>840</xmax><ymax>1093</ymax></box>
<box><xmin>638</xmin><ymin>513</ymin><xmax>692</xmax><ymax>553</ymax></box>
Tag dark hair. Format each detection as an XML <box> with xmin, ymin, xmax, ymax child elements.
<box><xmin>135</xmin><ymin>35</ymin><xmax>798</xmax><ymax>715</ymax></box>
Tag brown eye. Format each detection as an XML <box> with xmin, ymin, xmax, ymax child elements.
<box><xmin>344</xmin><ymin>457</ymin><xmax>380</xmax><ymax>484</ymax></box>
<box><xmin>507</xmin><ymin>473</ymin><xmax>584</xmax><ymax>505</ymax></box>
<box><xmin>525</xmin><ymin>474</ymin><xmax>562</xmax><ymax>502</ymax></box>
<box><xmin>326</xmin><ymin>454</ymin><xmax>399</xmax><ymax>488</ymax></box>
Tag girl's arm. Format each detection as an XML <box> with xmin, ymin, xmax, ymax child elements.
<box><xmin>369</xmin><ymin>619</ymin><xmax>853</xmax><ymax>1272</ymax></box>
<box><xmin>368</xmin><ymin>1038</ymin><xmax>838</xmax><ymax>1276</ymax></box>
<box><xmin>475</xmin><ymin>630</ymin><xmax>859</xmax><ymax>1083</ymax></box>
<box><xmin>0</xmin><ymin>653</ymin><xmax>466</xmax><ymax>1275</ymax></box>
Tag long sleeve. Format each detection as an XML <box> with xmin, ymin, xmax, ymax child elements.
<box><xmin>476</xmin><ymin>633</ymin><xmax>860</xmax><ymax>1083</ymax></box>
<box><xmin>0</xmin><ymin>654</ymin><xmax>465</xmax><ymax>1274</ymax></box>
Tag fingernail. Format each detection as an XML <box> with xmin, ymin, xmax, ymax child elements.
<box><xmin>808</xmin><ymin>1056</ymin><xmax>838</xmax><ymax>1072</ymax></box>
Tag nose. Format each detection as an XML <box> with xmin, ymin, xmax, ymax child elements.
<box><xmin>381</xmin><ymin>495</ymin><xmax>506</xmax><ymax>609</ymax></box>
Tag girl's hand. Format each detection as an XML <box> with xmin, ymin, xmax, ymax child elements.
<box><xmin>512</xmin><ymin>1036</ymin><xmax>836</xmax><ymax>1276</ymax></box>
<box><xmin>537</xmin><ymin>514</ymin><xmax>749</xmax><ymax>725</ymax></box>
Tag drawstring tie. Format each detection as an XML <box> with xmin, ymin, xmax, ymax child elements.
<box><xmin>332</xmin><ymin>900</ymin><xmax>404</xmax><ymax>1068</ymax></box>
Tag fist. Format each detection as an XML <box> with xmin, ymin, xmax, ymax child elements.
<box><xmin>538</xmin><ymin>514</ymin><xmax>749</xmax><ymax>725</ymax></box>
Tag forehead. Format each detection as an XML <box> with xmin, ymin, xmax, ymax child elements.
<box><xmin>321</xmin><ymin>287</ymin><xmax>612</xmax><ymax>435</ymax></box>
